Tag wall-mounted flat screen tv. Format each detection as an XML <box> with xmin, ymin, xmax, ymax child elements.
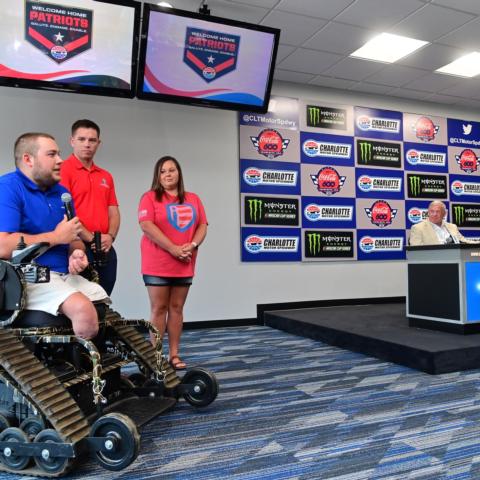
<box><xmin>137</xmin><ymin>3</ymin><xmax>280</xmax><ymax>113</ymax></box>
<box><xmin>0</xmin><ymin>0</ymin><xmax>140</xmax><ymax>98</ymax></box>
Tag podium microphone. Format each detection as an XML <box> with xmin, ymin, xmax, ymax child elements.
<box><xmin>61</xmin><ymin>192</ymin><xmax>75</xmax><ymax>220</ymax></box>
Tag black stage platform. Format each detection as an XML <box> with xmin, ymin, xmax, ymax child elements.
<box><xmin>264</xmin><ymin>303</ymin><xmax>480</xmax><ymax>374</ymax></box>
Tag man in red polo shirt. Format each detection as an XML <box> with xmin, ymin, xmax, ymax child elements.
<box><xmin>60</xmin><ymin>119</ymin><xmax>120</xmax><ymax>295</ymax></box>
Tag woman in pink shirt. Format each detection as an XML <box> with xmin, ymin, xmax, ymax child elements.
<box><xmin>138</xmin><ymin>156</ymin><xmax>207</xmax><ymax>370</ymax></box>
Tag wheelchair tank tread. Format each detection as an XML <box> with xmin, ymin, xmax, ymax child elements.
<box><xmin>105</xmin><ymin>310</ymin><xmax>180</xmax><ymax>388</ymax></box>
<box><xmin>0</xmin><ymin>330</ymin><xmax>90</xmax><ymax>445</ymax></box>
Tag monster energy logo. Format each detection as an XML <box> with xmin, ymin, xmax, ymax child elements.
<box><xmin>307</xmin><ymin>106</ymin><xmax>321</xmax><ymax>127</ymax></box>
<box><xmin>307</xmin><ymin>233</ymin><xmax>322</xmax><ymax>255</ymax></box>
<box><xmin>359</xmin><ymin>142</ymin><xmax>372</xmax><ymax>162</ymax></box>
<box><xmin>247</xmin><ymin>198</ymin><xmax>263</xmax><ymax>222</ymax></box>
<box><xmin>409</xmin><ymin>176</ymin><xmax>421</xmax><ymax>196</ymax></box>
<box><xmin>453</xmin><ymin>205</ymin><xmax>465</xmax><ymax>225</ymax></box>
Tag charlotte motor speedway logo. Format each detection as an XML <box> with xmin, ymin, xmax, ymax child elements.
<box><xmin>407</xmin><ymin>207</ymin><xmax>428</xmax><ymax>224</ymax></box>
<box><xmin>356</xmin><ymin>115</ymin><xmax>401</xmax><ymax>133</ymax></box>
<box><xmin>302</xmin><ymin>139</ymin><xmax>351</xmax><ymax>159</ymax></box>
<box><xmin>406</xmin><ymin>149</ymin><xmax>446</xmax><ymax>167</ymax></box>
<box><xmin>304</xmin><ymin>203</ymin><xmax>353</xmax><ymax>222</ymax></box>
<box><xmin>451</xmin><ymin>180</ymin><xmax>480</xmax><ymax>196</ymax></box>
<box><xmin>243</xmin><ymin>167</ymin><xmax>298</xmax><ymax>187</ymax></box>
<box><xmin>359</xmin><ymin>236</ymin><xmax>403</xmax><ymax>253</ymax></box>
<box><xmin>244</xmin><ymin>234</ymin><xmax>299</xmax><ymax>254</ymax></box>
<box><xmin>357</xmin><ymin>175</ymin><xmax>402</xmax><ymax>193</ymax></box>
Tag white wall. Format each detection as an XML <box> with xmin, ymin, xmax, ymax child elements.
<box><xmin>1</xmin><ymin>81</ymin><xmax>479</xmax><ymax>322</ymax></box>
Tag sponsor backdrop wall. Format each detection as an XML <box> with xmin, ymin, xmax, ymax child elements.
<box><xmin>240</xmin><ymin>97</ymin><xmax>480</xmax><ymax>262</ymax></box>
<box><xmin>0</xmin><ymin>81</ymin><xmax>479</xmax><ymax>322</ymax></box>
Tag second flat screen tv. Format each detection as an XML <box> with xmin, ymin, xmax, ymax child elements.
<box><xmin>137</xmin><ymin>4</ymin><xmax>280</xmax><ymax>113</ymax></box>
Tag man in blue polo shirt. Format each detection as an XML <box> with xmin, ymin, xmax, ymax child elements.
<box><xmin>0</xmin><ymin>132</ymin><xmax>109</xmax><ymax>339</ymax></box>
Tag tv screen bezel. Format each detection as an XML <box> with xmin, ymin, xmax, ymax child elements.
<box><xmin>0</xmin><ymin>0</ymin><xmax>141</xmax><ymax>99</ymax></box>
<box><xmin>136</xmin><ymin>3</ymin><xmax>280</xmax><ymax>113</ymax></box>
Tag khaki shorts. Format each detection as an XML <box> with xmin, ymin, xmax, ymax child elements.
<box><xmin>25</xmin><ymin>272</ymin><xmax>110</xmax><ymax>316</ymax></box>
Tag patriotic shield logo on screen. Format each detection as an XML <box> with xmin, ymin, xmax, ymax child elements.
<box><xmin>25</xmin><ymin>1</ymin><xmax>93</xmax><ymax>64</ymax></box>
<box><xmin>167</xmin><ymin>204</ymin><xmax>196</xmax><ymax>232</ymax></box>
<box><xmin>183</xmin><ymin>27</ymin><xmax>240</xmax><ymax>83</ymax></box>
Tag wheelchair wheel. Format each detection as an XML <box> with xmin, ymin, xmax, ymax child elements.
<box><xmin>33</xmin><ymin>429</ymin><xmax>71</xmax><ymax>474</ymax></box>
<box><xmin>90</xmin><ymin>413</ymin><xmax>140</xmax><ymax>471</ymax></box>
<box><xmin>0</xmin><ymin>427</ymin><xmax>30</xmax><ymax>470</ymax></box>
<box><xmin>182</xmin><ymin>367</ymin><xmax>219</xmax><ymax>407</ymax></box>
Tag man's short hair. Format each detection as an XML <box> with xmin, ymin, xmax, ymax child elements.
<box><xmin>14</xmin><ymin>133</ymin><xmax>55</xmax><ymax>166</ymax></box>
<box><xmin>71</xmin><ymin>119</ymin><xmax>100</xmax><ymax>137</ymax></box>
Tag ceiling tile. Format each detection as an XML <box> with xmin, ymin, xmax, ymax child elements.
<box><xmin>388</xmin><ymin>88</ymin><xmax>431</xmax><ymax>100</ymax></box>
<box><xmin>436</xmin><ymin>18</ymin><xmax>480</xmax><ymax>50</ymax></box>
<box><xmin>364</xmin><ymin>65</ymin><xmax>428</xmax><ymax>88</ymax></box>
<box><xmin>275</xmin><ymin>45</ymin><xmax>297</xmax><ymax>63</ymax></box>
<box><xmin>205</xmin><ymin>1</ymin><xmax>270</xmax><ymax>22</ymax></box>
<box><xmin>335</xmin><ymin>0</ymin><xmax>425</xmax><ymax>30</ymax></box>
<box><xmin>322</xmin><ymin>57</ymin><xmax>387</xmax><ymax>81</ymax></box>
<box><xmin>277</xmin><ymin>48</ymin><xmax>343</xmax><ymax>75</ymax></box>
<box><xmin>403</xmin><ymin>72</ymin><xmax>462</xmax><ymax>92</ymax></box>
<box><xmin>348</xmin><ymin>82</ymin><xmax>394</xmax><ymax>94</ymax></box>
<box><xmin>397</xmin><ymin>43</ymin><xmax>465</xmax><ymax>70</ymax></box>
<box><xmin>226</xmin><ymin>0</ymin><xmax>279</xmax><ymax>8</ymax></box>
<box><xmin>432</xmin><ymin>0</ymin><xmax>480</xmax><ymax>15</ymax></box>
<box><xmin>303</xmin><ymin>22</ymin><xmax>374</xmax><ymax>55</ymax></box>
<box><xmin>439</xmin><ymin>78</ymin><xmax>480</xmax><ymax>98</ymax></box>
<box><xmin>390</xmin><ymin>4</ymin><xmax>475</xmax><ymax>42</ymax></box>
<box><xmin>275</xmin><ymin>0</ymin><xmax>355</xmax><ymax>20</ymax></box>
<box><xmin>308</xmin><ymin>76</ymin><xmax>356</xmax><ymax>89</ymax></box>
<box><xmin>274</xmin><ymin>69</ymin><xmax>316</xmax><ymax>83</ymax></box>
<box><xmin>261</xmin><ymin>10</ymin><xmax>328</xmax><ymax>46</ymax></box>
<box><xmin>424</xmin><ymin>93</ymin><xmax>464</xmax><ymax>105</ymax></box>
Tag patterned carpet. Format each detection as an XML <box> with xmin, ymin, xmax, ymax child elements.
<box><xmin>4</xmin><ymin>325</ymin><xmax>480</xmax><ymax>479</ymax></box>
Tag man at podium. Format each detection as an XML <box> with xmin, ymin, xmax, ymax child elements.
<box><xmin>409</xmin><ymin>201</ymin><xmax>468</xmax><ymax>246</ymax></box>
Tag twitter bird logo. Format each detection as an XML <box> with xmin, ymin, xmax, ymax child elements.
<box><xmin>463</xmin><ymin>123</ymin><xmax>472</xmax><ymax>135</ymax></box>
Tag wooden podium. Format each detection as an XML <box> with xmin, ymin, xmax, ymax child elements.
<box><xmin>406</xmin><ymin>244</ymin><xmax>480</xmax><ymax>334</ymax></box>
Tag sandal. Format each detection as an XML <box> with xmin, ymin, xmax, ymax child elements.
<box><xmin>169</xmin><ymin>355</ymin><xmax>187</xmax><ymax>370</ymax></box>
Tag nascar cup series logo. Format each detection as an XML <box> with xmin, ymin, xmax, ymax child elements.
<box><xmin>184</xmin><ymin>27</ymin><xmax>239</xmax><ymax>82</ymax></box>
<box><xmin>356</xmin><ymin>115</ymin><xmax>400</xmax><ymax>133</ymax></box>
<box><xmin>456</xmin><ymin>149</ymin><xmax>479</xmax><ymax>173</ymax></box>
<box><xmin>357</xmin><ymin>175</ymin><xmax>402</xmax><ymax>193</ymax></box>
<box><xmin>412</xmin><ymin>116</ymin><xmax>439</xmax><ymax>142</ymax></box>
<box><xmin>250</xmin><ymin>129</ymin><xmax>290</xmax><ymax>159</ymax></box>
<box><xmin>310</xmin><ymin>167</ymin><xmax>346</xmax><ymax>195</ymax></box>
<box><xmin>359</xmin><ymin>236</ymin><xmax>403</xmax><ymax>253</ymax></box>
<box><xmin>364</xmin><ymin>200</ymin><xmax>397</xmax><ymax>228</ymax></box>
<box><xmin>244</xmin><ymin>234</ymin><xmax>299</xmax><ymax>254</ymax></box>
<box><xmin>25</xmin><ymin>1</ymin><xmax>93</xmax><ymax>64</ymax></box>
<box><xmin>407</xmin><ymin>207</ymin><xmax>427</xmax><ymax>224</ymax></box>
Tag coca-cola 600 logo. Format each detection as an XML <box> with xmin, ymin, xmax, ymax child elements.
<box><xmin>250</xmin><ymin>129</ymin><xmax>290</xmax><ymax>159</ymax></box>
<box><xmin>310</xmin><ymin>167</ymin><xmax>346</xmax><ymax>196</ymax></box>
<box><xmin>364</xmin><ymin>200</ymin><xmax>397</xmax><ymax>228</ymax></box>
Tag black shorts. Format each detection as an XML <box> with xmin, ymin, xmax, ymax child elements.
<box><xmin>143</xmin><ymin>275</ymin><xmax>193</xmax><ymax>287</ymax></box>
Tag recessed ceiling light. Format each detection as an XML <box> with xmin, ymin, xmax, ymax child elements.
<box><xmin>350</xmin><ymin>32</ymin><xmax>429</xmax><ymax>63</ymax></box>
<box><xmin>157</xmin><ymin>1</ymin><xmax>173</xmax><ymax>7</ymax></box>
<box><xmin>436</xmin><ymin>52</ymin><xmax>480</xmax><ymax>78</ymax></box>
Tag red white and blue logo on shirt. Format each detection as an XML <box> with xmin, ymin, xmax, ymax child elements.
<box><xmin>167</xmin><ymin>203</ymin><xmax>196</xmax><ymax>232</ymax></box>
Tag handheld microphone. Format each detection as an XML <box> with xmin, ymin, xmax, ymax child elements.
<box><xmin>61</xmin><ymin>192</ymin><xmax>74</xmax><ymax>220</ymax></box>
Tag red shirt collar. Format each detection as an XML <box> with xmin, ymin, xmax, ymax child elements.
<box><xmin>68</xmin><ymin>154</ymin><xmax>100</xmax><ymax>172</ymax></box>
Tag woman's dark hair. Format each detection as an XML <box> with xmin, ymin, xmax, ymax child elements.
<box><xmin>151</xmin><ymin>156</ymin><xmax>185</xmax><ymax>203</ymax></box>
